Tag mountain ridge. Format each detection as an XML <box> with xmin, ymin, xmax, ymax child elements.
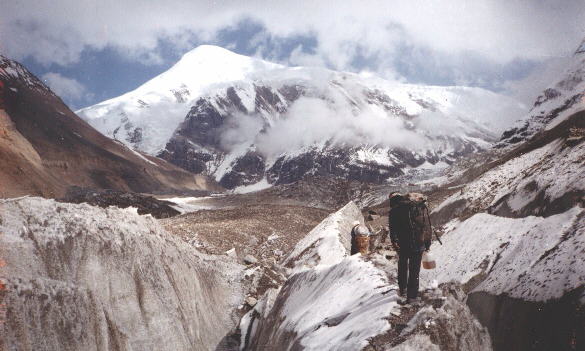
<box><xmin>78</xmin><ymin>45</ymin><xmax>526</xmax><ymax>189</ymax></box>
<box><xmin>0</xmin><ymin>55</ymin><xmax>216</xmax><ymax>198</ymax></box>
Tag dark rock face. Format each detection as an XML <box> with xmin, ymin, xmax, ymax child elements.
<box><xmin>184</xmin><ymin>98</ymin><xmax>227</xmax><ymax>146</ymax></box>
<box><xmin>219</xmin><ymin>152</ymin><xmax>265</xmax><ymax>189</ymax></box>
<box><xmin>158</xmin><ymin>138</ymin><xmax>212</xmax><ymax>174</ymax></box>
<box><xmin>158</xmin><ymin>82</ymin><xmax>492</xmax><ymax>189</ymax></box>
<box><xmin>534</xmin><ymin>88</ymin><xmax>562</xmax><ymax>107</ymax></box>
<box><xmin>159</xmin><ymin>84</ymin><xmax>304</xmax><ymax>188</ymax></box>
<box><xmin>267</xmin><ymin>148</ymin><xmax>404</xmax><ymax>185</ymax></box>
<box><xmin>467</xmin><ymin>288</ymin><xmax>585</xmax><ymax>351</ymax></box>
<box><xmin>59</xmin><ymin>187</ymin><xmax>180</xmax><ymax>218</ymax></box>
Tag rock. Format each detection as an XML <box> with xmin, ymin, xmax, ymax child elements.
<box><xmin>58</xmin><ymin>186</ymin><xmax>181</xmax><ymax>219</ymax></box>
<box><xmin>245</xmin><ymin>296</ymin><xmax>258</xmax><ymax>307</ymax></box>
<box><xmin>243</xmin><ymin>254</ymin><xmax>259</xmax><ymax>265</ymax></box>
<box><xmin>226</xmin><ymin>248</ymin><xmax>237</xmax><ymax>258</ymax></box>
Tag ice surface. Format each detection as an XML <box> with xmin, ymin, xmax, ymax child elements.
<box><xmin>0</xmin><ymin>197</ymin><xmax>245</xmax><ymax>350</ymax></box>
<box><xmin>283</xmin><ymin>201</ymin><xmax>362</xmax><ymax>271</ymax></box>
<box><xmin>244</xmin><ymin>201</ymin><xmax>401</xmax><ymax>350</ymax></box>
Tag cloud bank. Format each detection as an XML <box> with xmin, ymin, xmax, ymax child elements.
<box><xmin>218</xmin><ymin>88</ymin><xmax>521</xmax><ymax>159</ymax></box>
<box><xmin>2</xmin><ymin>0</ymin><xmax>583</xmax><ymax>71</ymax></box>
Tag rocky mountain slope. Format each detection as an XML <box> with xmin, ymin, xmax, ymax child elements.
<box><xmin>499</xmin><ymin>42</ymin><xmax>585</xmax><ymax>146</ymax></box>
<box><xmin>78</xmin><ymin>45</ymin><xmax>525</xmax><ymax>189</ymax></box>
<box><xmin>356</xmin><ymin>40</ymin><xmax>585</xmax><ymax>350</ymax></box>
<box><xmin>0</xmin><ymin>56</ymin><xmax>215</xmax><ymax>198</ymax></box>
<box><xmin>422</xmin><ymin>105</ymin><xmax>585</xmax><ymax>349</ymax></box>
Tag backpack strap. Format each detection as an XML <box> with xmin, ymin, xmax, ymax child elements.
<box><xmin>424</xmin><ymin>204</ymin><xmax>442</xmax><ymax>245</ymax></box>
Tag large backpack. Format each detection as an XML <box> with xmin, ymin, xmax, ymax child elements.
<box><xmin>404</xmin><ymin>193</ymin><xmax>442</xmax><ymax>245</ymax></box>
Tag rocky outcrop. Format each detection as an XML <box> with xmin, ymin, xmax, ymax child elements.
<box><xmin>58</xmin><ymin>187</ymin><xmax>185</xmax><ymax>218</ymax></box>
<box><xmin>366</xmin><ymin>283</ymin><xmax>492</xmax><ymax>351</ymax></box>
<box><xmin>0</xmin><ymin>197</ymin><xmax>245</xmax><ymax>351</ymax></box>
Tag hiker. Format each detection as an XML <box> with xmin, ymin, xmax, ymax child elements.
<box><xmin>351</xmin><ymin>221</ymin><xmax>371</xmax><ymax>255</ymax></box>
<box><xmin>388</xmin><ymin>192</ymin><xmax>433</xmax><ymax>304</ymax></box>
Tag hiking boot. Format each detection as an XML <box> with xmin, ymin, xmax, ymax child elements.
<box><xmin>397</xmin><ymin>297</ymin><xmax>409</xmax><ymax>306</ymax></box>
<box><xmin>398</xmin><ymin>289</ymin><xmax>406</xmax><ymax>297</ymax></box>
<box><xmin>406</xmin><ymin>297</ymin><xmax>422</xmax><ymax>306</ymax></box>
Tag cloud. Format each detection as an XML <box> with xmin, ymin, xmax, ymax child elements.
<box><xmin>218</xmin><ymin>86</ymin><xmax>524</xmax><ymax>159</ymax></box>
<box><xmin>41</xmin><ymin>72</ymin><xmax>90</xmax><ymax>102</ymax></box>
<box><xmin>2</xmin><ymin>0</ymin><xmax>583</xmax><ymax>71</ymax></box>
<box><xmin>219</xmin><ymin>96</ymin><xmax>422</xmax><ymax>158</ymax></box>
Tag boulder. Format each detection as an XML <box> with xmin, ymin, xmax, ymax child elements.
<box><xmin>243</xmin><ymin>254</ymin><xmax>259</xmax><ymax>265</ymax></box>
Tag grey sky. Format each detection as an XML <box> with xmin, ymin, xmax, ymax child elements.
<box><xmin>1</xmin><ymin>0</ymin><xmax>583</xmax><ymax>108</ymax></box>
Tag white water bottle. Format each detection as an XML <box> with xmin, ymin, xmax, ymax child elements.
<box><xmin>422</xmin><ymin>251</ymin><xmax>436</xmax><ymax>269</ymax></box>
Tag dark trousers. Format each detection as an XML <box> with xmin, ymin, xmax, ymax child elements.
<box><xmin>397</xmin><ymin>251</ymin><xmax>423</xmax><ymax>299</ymax></box>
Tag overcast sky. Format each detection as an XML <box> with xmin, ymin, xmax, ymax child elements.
<box><xmin>2</xmin><ymin>0</ymin><xmax>584</xmax><ymax>109</ymax></box>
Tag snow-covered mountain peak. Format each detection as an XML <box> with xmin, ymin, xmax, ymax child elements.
<box><xmin>146</xmin><ymin>44</ymin><xmax>282</xmax><ymax>92</ymax></box>
<box><xmin>78</xmin><ymin>46</ymin><xmax>526</xmax><ymax>189</ymax></box>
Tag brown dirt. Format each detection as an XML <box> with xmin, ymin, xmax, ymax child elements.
<box><xmin>0</xmin><ymin>61</ymin><xmax>218</xmax><ymax>199</ymax></box>
<box><xmin>161</xmin><ymin>204</ymin><xmax>331</xmax><ymax>264</ymax></box>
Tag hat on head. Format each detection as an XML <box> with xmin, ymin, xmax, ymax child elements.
<box><xmin>389</xmin><ymin>192</ymin><xmax>405</xmax><ymax>207</ymax></box>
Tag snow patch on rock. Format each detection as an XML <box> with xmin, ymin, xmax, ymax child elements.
<box><xmin>422</xmin><ymin>207</ymin><xmax>584</xmax><ymax>301</ymax></box>
<box><xmin>283</xmin><ymin>201</ymin><xmax>362</xmax><ymax>271</ymax></box>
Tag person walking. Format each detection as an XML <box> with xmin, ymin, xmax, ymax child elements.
<box><xmin>388</xmin><ymin>192</ymin><xmax>432</xmax><ymax>304</ymax></box>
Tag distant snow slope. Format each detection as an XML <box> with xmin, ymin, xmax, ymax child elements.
<box><xmin>78</xmin><ymin>46</ymin><xmax>281</xmax><ymax>155</ymax></box>
<box><xmin>500</xmin><ymin>39</ymin><xmax>585</xmax><ymax>145</ymax></box>
<box><xmin>78</xmin><ymin>45</ymin><xmax>525</xmax><ymax>189</ymax></box>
